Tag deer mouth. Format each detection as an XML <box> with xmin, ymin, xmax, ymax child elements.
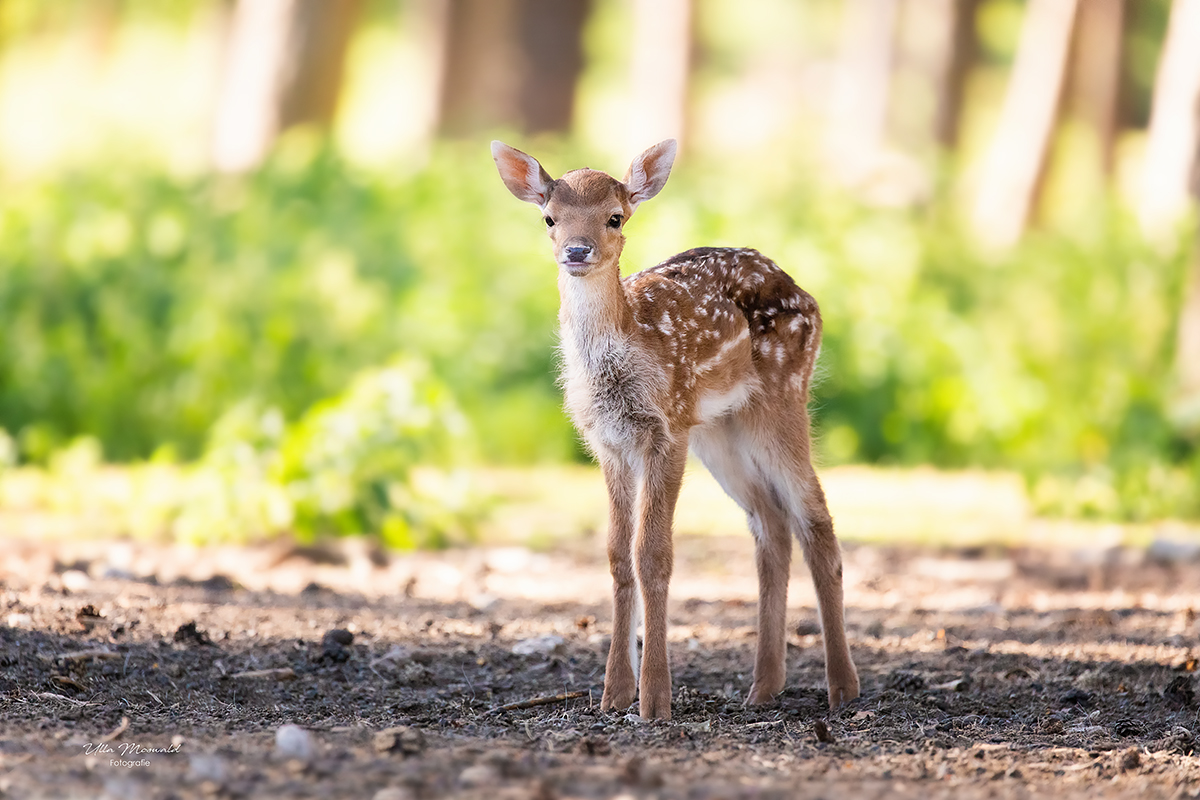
<box><xmin>561</xmin><ymin>260</ymin><xmax>593</xmax><ymax>277</ymax></box>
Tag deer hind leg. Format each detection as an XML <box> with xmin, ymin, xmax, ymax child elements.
<box><xmin>794</xmin><ymin>477</ymin><xmax>859</xmax><ymax>709</ymax></box>
<box><xmin>632</xmin><ymin>438</ymin><xmax>688</xmax><ymax>720</ymax></box>
<box><xmin>599</xmin><ymin>452</ymin><xmax>638</xmax><ymax>712</ymax></box>
<box><xmin>744</xmin><ymin>405</ymin><xmax>859</xmax><ymax>710</ymax></box>
<box><xmin>690</xmin><ymin>419</ymin><xmax>791</xmax><ymax>706</ymax></box>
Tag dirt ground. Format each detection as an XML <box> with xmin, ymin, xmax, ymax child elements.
<box><xmin>2</xmin><ymin>532</ymin><xmax>1200</xmax><ymax>799</ymax></box>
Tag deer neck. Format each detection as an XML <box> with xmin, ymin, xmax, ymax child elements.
<box><xmin>558</xmin><ymin>262</ymin><xmax>634</xmax><ymax>367</ymax></box>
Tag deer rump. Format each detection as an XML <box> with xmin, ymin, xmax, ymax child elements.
<box><xmin>629</xmin><ymin>246</ymin><xmax>824</xmax><ymax>401</ymax></box>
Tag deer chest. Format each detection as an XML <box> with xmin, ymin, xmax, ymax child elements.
<box><xmin>559</xmin><ymin>337</ymin><xmax>668</xmax><ymax>452</ymax></box>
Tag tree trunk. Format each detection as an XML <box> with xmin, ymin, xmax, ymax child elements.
<box><xmin>82</xmin><ymin>0</ymin><xmax>123</xmax><ymax>67</ymax></box>
<box><xmin>401</xmin><ymin>0</ymin><xmax>451</xmax><ymax>154</ymax></box>
<box><xmin>971</xmin><ymin>0</ymin><xmax>1079</xmax><ymax>247</ymax></box>
<box><xmin>516</xmin><ymin>0</ymin><xmax>591</xmax><ymax>135</ymax></box>
<box><xmin>211</xmin><ymin>0</ymin><xmax>360</xmax><ymax>173</ymax></box>
<box><xmin>1143</xmin><ymin>0</ymin><xmax>1200</xmax><ymax>426</ymax></box>
<box><xmin>1137</xmin><ymin>0</ymin><xmax>1200</xmax><ymax>240</ymax></box>
<box><xmin>628</xmin><ymin>0</ymin><xmax>693</xmax><ymax>151</ymax></box>
<box><xmin>927</xmin><ymin>0</ymin><xmax>979</xmax><ymax>151</ymax></box>
<box><xmin>278</xmin><ymin>0</ymin><xmax>360</xmax><ymax>132</ymax></box>
<box><xmin>1067</xmin><ymin>0</ymin><xmax>1125</xmax><ymax>175</ymax></box>
<box><xmin>1178</xmin><ymin>245</ymin><xmax>1200</xmax><ymax>429</ymax></box>
<box><xmin>437</xmin><ymin>0</ymin><xmax>590</xmax><ymax>137</ymax></box>
<box><xmin>437</xmin><ymin>0</ymin><xmax>522</xmax><ymax>137</ymax></box>
<box><xmin>825</xmin><ymin>0</ymin><xmax>902</xmax><ymax>183</ymax></box>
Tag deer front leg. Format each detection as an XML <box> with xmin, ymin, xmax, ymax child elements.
<box><xmin>600</xmin><ymin>454</ymin><xmax>638</xmax><ymax>712</ymax></box>
<box><xmin>633</xmin><ymin>440</ymin><xmax>688</xmax><ymax>720</ymax></box>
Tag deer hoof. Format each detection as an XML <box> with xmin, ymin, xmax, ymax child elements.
<box><xmin>828</xmin><ymin>682</ymin><xmax>860</xmax><ymax>710</ymax></box>
<box><xmin>600</xmin><ymin>681</ymin><xmax>636</xmax><ymax>712</ymax></box>
<box><xmin>746</xmin><ymin>682</ymin><xmax>782</xmax><ymax>706</ymax></box>
<box><xmin>638</xmin><ymin>693</ymin><xmax>672</xmax><ymax>720</ymax></box>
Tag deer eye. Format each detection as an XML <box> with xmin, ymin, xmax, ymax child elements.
<box><xmin>608</xmin><ymin>214</ymin><xmax>623</xmax><ymax>229</ymax></box>
<box><xmin>544</xmin><ymin>216</ymin><xmax>555</xmax><ymax>227</ymax></box>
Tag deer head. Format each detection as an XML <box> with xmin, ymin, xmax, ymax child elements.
<box><xmin>491</xmin><ymin>140</ymin><xmax>677</xmax><ymax>277</ymax></box>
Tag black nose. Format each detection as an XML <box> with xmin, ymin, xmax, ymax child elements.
<box><xmin>565</xmin><ymin>246</ymin><xmax>592</xmax><ymax>263</ymax></box>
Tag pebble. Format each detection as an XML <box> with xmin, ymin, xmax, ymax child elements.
<box><xmin>372</xmin><ymin>789</ymin><xmax>415</xmax><ymax>800</ymax></box>
<box><xmin>373</xmin><ymin>726</ymin><xmax>425</xmax><ymax>755</ymax></box>
<box><xmin>60</xmin><ymin>570</ymin><xmax>91</xmax><ymax>593</ymax></box>
<box><xmin>322</xmin><ymin>629</ymin><xmax>353</xmax><ymax>662</ymax></box>
<box><xmin>458</xmin><ymin>763</ymin><xmax>500</xmax><ymax>787</ymax></box>
<box><xmin>274</xmin><ymin>724</ymin><xmax>314</xmax><ymax>762</ymax></box>
<box><xmin>1119</xmin><ymin>747</ymin><xmax>1141</xmax><ymax>772</ymax></box>
<box><xmin>622</xmin><ymin>755</ymin><xmax>663</xmax><ymax>788</ymax></box>
<box><xmin>187</xmin><ymin>753</ymin><xmax>228</xmax><ymax>784</ymax></box>
<box><xmin>468</xmin><ymin>593</ymin><xmax>499</xmax><ymax>612</ymax></box>
<box><xmin>512</xmin><ymin>635</ymin><xmax>565</xmax><ymax>656</ymax></box>
<box><xmin>5</xmin><ymin>613</ymin><xmax>32</xmax><ymax>629</ymax></box>
<box><xmin>1148</xmin><ymin>539</ymin><xmax>1200</xmax><ymax>565</ymax></box>
<box><xmin>323</xmin><ymin>629</ymin><xmax>354</xmax><ymax>647</ymax></box>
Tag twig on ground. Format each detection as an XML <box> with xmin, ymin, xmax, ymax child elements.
<box><xmin>229</xmin><ymin>668</ymin><xmax>297</xmax><ymax>681</ymax></box>
<box><xmin>99</xmin><ymin>717</ymin><xmax>130</xmax><ymax>742</ymax></box>
<box><xmin>34</xmin><ymin>692</ymin><xmax>92</xmax><ymax>707</ymax></box>
<box><xmin>485</xmin><ymin>690</ymin><xmax>588</xmax><ymax>714</ymax></box>
<box><xmin>51</xmin><ymin>675</ymin><xmax>86</xmax><ymax>691</ymax></box>
<box><xmin>41</xmin><ymin>649</ymin><xmax>121</xmax><ymax>663</ymax></box>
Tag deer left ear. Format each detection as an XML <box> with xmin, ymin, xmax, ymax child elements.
<box><xmin>624</xmin><ymin>139</ymin><xmax>677</xmax><ymax>210</ymax></box>
<box><xmin>492</xmin><ymin>141</ymin><xmax>555</xmax><ymax>206</ymax></box>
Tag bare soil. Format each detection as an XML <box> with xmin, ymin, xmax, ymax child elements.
<box><xmin>1</xmin><ymin>534</ymin><xmax>1200</xmax><ymax>799</ymax></box>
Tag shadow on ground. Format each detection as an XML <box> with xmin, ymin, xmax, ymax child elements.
<box><xmin>1</xmin><ymin>537</ymin><xmax>1199</xmax><ymax>799</ymax></box>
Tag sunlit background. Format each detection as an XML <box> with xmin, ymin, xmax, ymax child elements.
<box><xmin>1</xmin><ymin>0</ymin><xmax>1198</xmax><ymax>548</ymax></box>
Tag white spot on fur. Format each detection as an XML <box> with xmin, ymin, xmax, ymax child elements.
<box><xmin>695</xmin><ymin>327</ymin><xmax>749</xmax><ymax>374</ymax></box>
<box><xmin>695</xmin><ymin>380</ymin><xmax>755</xmax><ymax>425</ymax></box>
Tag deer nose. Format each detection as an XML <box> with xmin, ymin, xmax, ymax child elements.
<box><xmin>565</xmin><ymin>245</ymin><xmax>592</xmax><ymax>263</ymax></box>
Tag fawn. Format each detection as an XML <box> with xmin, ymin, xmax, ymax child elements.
<box><xmin>491</xmin><ymin>139</ymin><xmax>859</xmax><ymax>720</ymax></box>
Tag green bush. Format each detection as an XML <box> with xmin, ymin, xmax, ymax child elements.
<box><xmin>0</xmin><ymin>140</ymin><xmax>574</xmax><ymax>464</ymax></box>
<box><xmin>174</xmin><ymin>359</ymin><xmax>478</xmax><ymax>546</ymax></box>
<box><xmin>0</xmin><ymin>141</ymin><xmax>1196</xmax><ymax>523</ymax></box>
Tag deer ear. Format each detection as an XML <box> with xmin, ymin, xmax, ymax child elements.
<box><xmin>624</xmin><ymin>139</ymin><xmax>677</xmax><ymax>210</ymax></box>
<box><xmin>491</xmin><ymin>141</ymin><xmax>554</xmax><ymax>206</ymax></box>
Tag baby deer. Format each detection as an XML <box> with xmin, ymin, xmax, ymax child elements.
<box><xmin>492</xmin><ymin>140</ymin><xmax>859</xmax><ymax>720</ymax></box>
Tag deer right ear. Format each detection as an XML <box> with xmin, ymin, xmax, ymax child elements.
<box><xmin>491</xmin><ymin>141</ymin><xmax>554</xmax><ymax>206</ymax></box>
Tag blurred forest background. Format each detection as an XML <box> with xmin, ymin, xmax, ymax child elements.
<box><xmin>1</xmin><ymin>0</ymin><xmax>1199</xmax><ymax>547</ymax></box>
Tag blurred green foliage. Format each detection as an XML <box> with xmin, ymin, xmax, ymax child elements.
<box><xmin>0</xmin><ymin>137</ymin><xmax>573</xmax><ymax>465</ymax></box>
<box><xmin>1</xmin><ymin>139</ymin><xmax>1197</xmax><ymax>527</ymax></box>
<box><xmin>175</xmin><ymin>359</ymin><xmax>477</xmax><ymax>547</ymax></box>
